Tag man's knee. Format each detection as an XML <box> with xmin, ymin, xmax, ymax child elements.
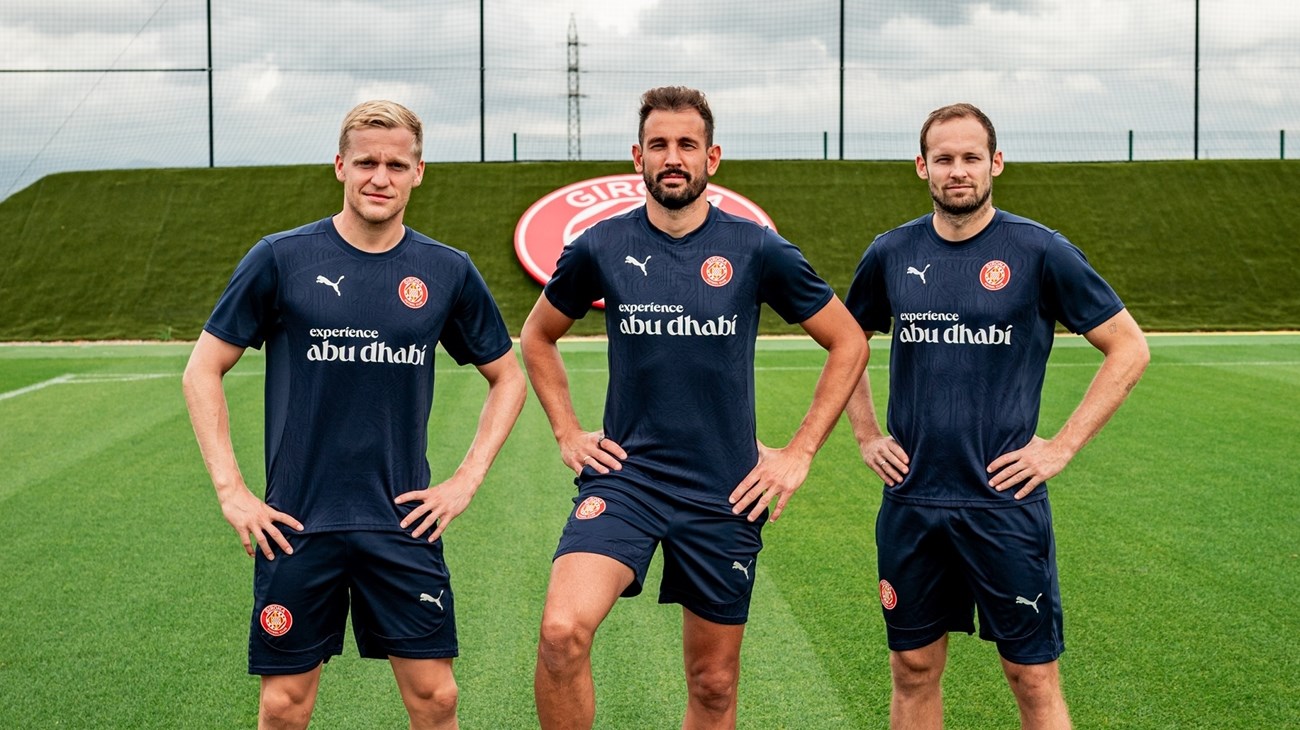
<box><xmin>259</xmin><ymin>679</ymin><xmax>316</xmax><ymax>728</ymax></box>
<box><xmin>404</xmin><ymin>677</ymin><xmax>459</xmax><ymax>722</ymax></box>
<box><xmin>686</xmin><ymin>661</ymin><xmax>739</xmax><ymax>713</ymax></box>
<box><xmin>890</xmin><ymin>647</ymin><xmax>945</xmax><ymax>693</ymax></box>
<box><xmin>536</xmin><ymin>615</ymin><xmax>595</xmax><ymax>673</ymax></box>
<box><xmin>1003</xmin><ymin>660</ymin><xmax>1063</xmax><ymax>707</ymax></box>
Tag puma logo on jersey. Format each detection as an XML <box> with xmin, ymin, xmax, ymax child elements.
<box><xmin>316</xmin><ymin>275</ymin><xmax>344</xmax><ymax>296</ymax></box>
<box><xmin>906</xmin><ymin>264</ymin><xmax>930</xmax><ymax>284</ymax></box>
<box><xmin>732</xmin><ymin>559</ymin><xmax>753</xmax><ymax>580</ymax></box>
<box><xmin>1016</xmin><ymin>593</ymin><xmax>1043</xmax><ymax>613</ymax></box>
<box><xmin>419</xmin><ymin>590</ymin><xmax>445</xmax><ymax>610</ymax></box>
<box><xmin>625</xmin><ymin>255</ymin><xmax>650</xmax><ymax>276</ymax></box>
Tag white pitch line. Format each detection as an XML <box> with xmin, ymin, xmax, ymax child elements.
<box><xmin>0</xmin><ymin>371</ymin><xmax>260</xmax><ymax>403</ymax></box>
<box><xmin>0</xmin><ymin>374</ymin><xmax>74</xmax><ymax>401</ymax></box>
<box><xmin>1148</xmin><ymin>360</ymin><xmax>1300</xmax><ymax>367</ymax></box>
<box><xmin>743</xmin><ymin>360</ymin><xmax>1300</xmax><ymax>372</ymax></box>
<box><xmin>3</xmin><ymin>359</ymin><xmax>1294</xmax><ymax>401</ymax></box>
<box><xmin>64</xmin><ymin>373</ymin><xmax>173</xmax><ymax>383</ymax></box>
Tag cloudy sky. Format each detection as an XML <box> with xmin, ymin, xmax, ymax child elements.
<box><xmin>2</xmin><ymin>0</ymin><xmax>1297</xmax><ymax>199</ymax></box>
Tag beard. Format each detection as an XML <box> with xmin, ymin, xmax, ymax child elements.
<box><xmin>931</xmin><ymin>182</ymin><xmax>991</xmax><ymax>217</ymax></box>
<box><xmin>645</xmin><ymin>168</ymin><xmax>708</xmax><ymax>210</ymax></box>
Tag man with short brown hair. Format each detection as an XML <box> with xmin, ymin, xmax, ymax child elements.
<box><xmin>524</xmin><ymin>86</ymin><xmax>866</xmax><ymax>729</ymax></box>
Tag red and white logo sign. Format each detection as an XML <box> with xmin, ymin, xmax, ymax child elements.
<box><xmin>980</xmin><ymin>260</ymin><xmax>1011</xmax><ymax>291</ymax></box>
<box><xmin>575</xmin><ymin>496</ymin><xmax>606</xmax><ymax>520</ymax></box>
<box><xmin>513</xmin><ymin>174</ymin><xmax>776</xmax><ymax>307</ymax></box>
<box><xmin>879</xmin><ymin>580</ymin><xmax>898</xmax><ymax>610</ymax></box>
<box><xmin>700</xmin><ymin>256</ymin><xmax>734</xmax><ymax>287</ymax></box>
<box><xmin>398</xmin><ymin>276</ymin><xmax>428</xmax><ymax>309</ymax></box>
<box><xmin>260</xmin><ymin>604</ymin><xmax>293</xmax><ymax>636</ymax></box>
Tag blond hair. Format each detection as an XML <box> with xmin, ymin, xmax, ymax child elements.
<box><xmin>338</xmin><ymin>100</ymin><xmax>423</xmax><ymax>159</ymax></box>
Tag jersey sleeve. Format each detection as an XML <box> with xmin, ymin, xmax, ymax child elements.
<box><xmin>542</xmin><ymin>234</ymin><xmax>602</xmax><ymax>320</ymax></box>
<box><xmin>756</xmin><ymin>228</ymin><xmax>835</xmax><ymax>324</ymax></box>
<box><xmin>1040</xmin><ymin>235</ymin><xmax>1125</xmax><ymax>334</ymax></box>
<box><xmin>204</xmin><ymin>239</ymin><xmax>279</xmax><ymax>349</ymax></box>
<box><xmin>844</xmin><ymin>238</ymin><xmax>892</xmax><ymax>333</ymax></box>
<box><xmin>439</xmin><ymin>256</ymin><xmax>514</xmax><ymax>367</ymax></box>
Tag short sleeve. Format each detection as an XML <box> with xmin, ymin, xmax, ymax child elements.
<box><xmin>542</xmin><ymin>234</ymin><xmax>602</xmax><ymax>320</ymax></box>
<box><xmin>1040</xmin><ymin>235</ymin><xmax>1124</xmax><ymax>334</ymax></box>
<box><xmin>439</xmin><ymin>257</ymin><xmax>514</xmax><ymax>367</ymax></box>
<box><xmin>756</xmin><ymin>229</ymin><xmax>835</xmax><ymax>325</ymax></box>
<box><xmin>204</xmin><ymin>239</ymin><xmax>279</xmax><ymax>349</ymax></box>
<box><xmin>845</xmin><ymin>238</ymin><xmax>892</xmax><ymax>334</ymax></box>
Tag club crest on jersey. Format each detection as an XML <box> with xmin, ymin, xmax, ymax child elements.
<box><xmin>700</xmin><ymin>256</ymin><xmax>734</xmax><ymax>288</ymax></box>
<box><xmin>399</xmin><ymin>276</ymin><xmax>428</xmax><ymax>309</ymax></box>
<box><xmin>575</xmin><ymin>496</ymin><xmax>606</xmax><ymax>520</ymax></box>
<box><xmin>980</xmin><ymin>260</ymin><xmax>1011</xmax><ymax>291</ymax></box>
<box><xmin>260</xmin><ymin>604</ymin><xmax>293</xmax><ymax>636</ymax></box>
<box><xmin>879</xmin><ymin>580</ymin><xmax>898</xmax><ymax>610</ymax></box>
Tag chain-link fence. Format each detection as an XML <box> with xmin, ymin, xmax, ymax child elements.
<box><xmin>3</xmin><ymin>1</ymin><xmax>1297</xmax><ymax>199</ymax></box>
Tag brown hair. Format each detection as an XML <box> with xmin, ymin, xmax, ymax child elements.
<box><xmin>338</xmin><ymin>100</ymin><xmax>423</xmax><ymax>159</ymax></box>
<box><xmin>638</xmin><ymin>86</ymin><xmax>715</xmax><ymax>145</ymax></box>
<box><xmin>919</xmin><ymin>103</ymin><xmax>996</xmax><ymax>158</ymax></box>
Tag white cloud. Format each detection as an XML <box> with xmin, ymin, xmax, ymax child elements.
<box><xmin>238</xmin><ymin>60</ymin><xmax>282</xmax><ymax>106</ymax></box>
<box><xmin>1</xmin><ymin>0</ymin><xmax>1297</xmax><ymax>197</ymax></box>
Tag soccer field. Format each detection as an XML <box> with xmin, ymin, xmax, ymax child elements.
<box><xmin>1</xmin><ymin>334</ymin><xmax>1297</xmax><ymax>728</ymax></box>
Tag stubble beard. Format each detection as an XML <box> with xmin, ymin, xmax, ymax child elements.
<box><xmin>645</xmin><ymin>168</ymin><xmax>708</xmax><ymax>211</ymax></box>
<box><xmin>931</xmin><ymin>182</ymin><xmax>992</xmax><ymax>219</ymax></box>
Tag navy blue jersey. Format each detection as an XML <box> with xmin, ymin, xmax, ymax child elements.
<box><xmin>845</xmin><ymin>210</ymin><xmax>1123</xmax><ymax>506</ymax></box>
<box><xmin>544</xmin><ymin>205</ymin><xmax>833</xmax><ymax>503</ymax></box>
<box><xmin>204</xmin><ymin>217</ymin><xmax>513</xmax><ymax>532</ymax></box>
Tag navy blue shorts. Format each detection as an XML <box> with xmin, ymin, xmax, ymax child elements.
<box><xmin>554</xmin><ymin>475</ymin><xmax>765</xmax><ymax>625</ymax></box>
<box><xmin>249</xmin><ymin>530</ymin><xmax>457</xmax><ymax>676</ymax></box>
<box><xmin>875</xmin><ymin>498</ymin><xmax>1064</xmax><ymax>665</ymax></box>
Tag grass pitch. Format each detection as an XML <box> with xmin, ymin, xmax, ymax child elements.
<box><xmin>0</xmin><ymin>334</ymin><xmax>1297</xmax><ymax>728</ymax></box>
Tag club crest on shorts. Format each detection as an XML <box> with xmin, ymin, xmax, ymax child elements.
<box><xmin>700</xmin><ymin>256</ymin><xmax>734</xmax><ymax>288</ymax></box>
<box><xmin>260</xmin><ymin>604</ymin><xmax>293</xmax><ymax>636</ymax></box>
<box><xmin>980</xmin><ymin>260</ymin><xmax>1011</xmax><ymax>291</ymax></box>
<box><xmin>879</xmin><ymin>579</ymin><xmax>898</xmax><ymax>610</ymax></box>
<box><xmin>398</xmin><ymin>276</ymin><xmax>428</xmax><ymax>309</ymax></box>
<box><xmin>575</xmin><ymin>496</ymin><xmax>606</xmax><ymax>520</ymax></box>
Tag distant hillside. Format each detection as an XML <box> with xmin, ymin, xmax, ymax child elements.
<box><xmin>0</xmin><ymin>159</ymin><xmax>1297</xmax><ymax>341</ymax></box>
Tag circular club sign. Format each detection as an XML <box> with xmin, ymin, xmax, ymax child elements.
<box><xmin>514</xmin><ymin>174</ymin><xmax>776</xmax><ymax>306</ymax></box>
